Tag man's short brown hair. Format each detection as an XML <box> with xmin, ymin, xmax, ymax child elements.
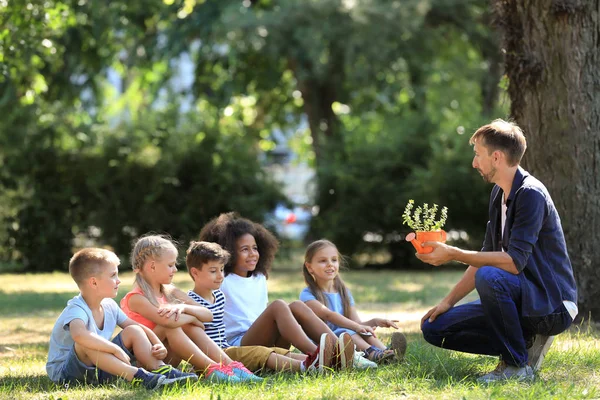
<box><xmin>69</xmin><ymin>248</ymin><xmax>120</xmax><ymax>285</ymax></box>
<box><xmin>469</xmin><ymin>119</ymin><xmax>527</xmax><ymax>166</ymax></box>
<box><xmin>186</xmin><ymin>241</ymin><xmax>230</xmax><ymax>280</ymax></box>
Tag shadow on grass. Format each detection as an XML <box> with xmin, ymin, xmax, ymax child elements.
<box><xmin>0</xmin><ymin>376</ymin><xmax>157</xmax><ymax>399</ymax></box>
<box><xmin>0</xmin><ymin>375</ymin><xmax>56</xmax><ymax>393</ymax></box>
<box><xmin>0</xmin><ymin>290</ymin><xmax>79</xmax><ymax>316</ymax></box>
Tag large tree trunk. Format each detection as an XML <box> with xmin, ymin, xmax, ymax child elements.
<box><xmin>493</xmin><ymin>0</ymin><xmax>600</xmax><ymax>321</ymax></box>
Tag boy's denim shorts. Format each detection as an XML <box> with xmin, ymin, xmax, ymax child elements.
<box><xmin>57</xmin><ymin>332</ymin><xmax>136</xmax><ymax>385</ymax></box>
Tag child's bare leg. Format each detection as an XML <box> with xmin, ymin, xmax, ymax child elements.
<box><xmin>154</xmin><ymin>326</ymin><xmax>182</xmax><ymax>367</ymax></box>
<box><xmin>350</xmin><ymin>334</ymin><xmax>372</xmax><ymax>351</ymax></box>
<box><xmin>74</xmin><ymin>343</ymin><xmax>137</xmax><ymax>381</ymax></box>
<box><xmin>163</xmin><ymin>326</ymin><xmax>217</xmax><ymax>371</ymax></box>
<box><xmin>289</xmin><ymin>300</ymin><xmax>337</xmax><ymax>342</ymax></box>
<box><xmin>163</xmin><ymin>343</ymin><xmax>183</xmax><ymax>368</ymax></box>
<box><xmin>285</xmin><ymin>352</ymin><xmax>308</xmax><ymax>361</ymax></box>
<box><xmin>241</xmin><ymin>300</ymin><xmax>317</xmax><ymax>354</ymax></box>
<box><xmin>265</xmin><ymin>352</ymin><xmax>303</xmax><ymax>372</ymax></box>
<box><xmin>274</xmin><ymin>336</ymin><xmax>292</xmax><ymax>350</ymax></box>
<box><xmin>182</xmin><ymin>324</ymin><xmax>233</xmax><ymax>365</ymax></box>
<box><xmin>120</xmin><ymin>325</ymin><xmax>162</xmax><ymax>371</ymax></box>
<box><xmin>364</xmin><ymin>334</ymin><xmax>387</xmax><ymax>350</ymax></box>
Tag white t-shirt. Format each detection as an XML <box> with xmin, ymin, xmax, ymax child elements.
<box><xmin>501</xmin><ymin>194</ymin><xmax>578</xmax><ymax>320</ymax></box>
<box><xmin>46</xmin><ymin>294</ymin><xmax>127</xmax><ymax>382</ymax></box>
<box><xmin>220</xmin><ymin>273</ymin><xmax>268</xmax><ymax>342</ymax></box>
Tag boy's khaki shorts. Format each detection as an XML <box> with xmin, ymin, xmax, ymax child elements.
<box><xmin>224</xmin><ymin>346</ymin><xmax>290</xmax><ymax>371</ymax></box>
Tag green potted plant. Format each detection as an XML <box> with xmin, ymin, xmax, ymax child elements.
<box><xmin>402</xmin><ymin>199</ymin><xmax>448</xmax><ymax>254</ymax></box>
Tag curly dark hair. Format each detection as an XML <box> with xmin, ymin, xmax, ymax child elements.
<box><xmin>198</xmin><ymin>212</ymin><xmax>279</xmax><ymax>278</ymax></box>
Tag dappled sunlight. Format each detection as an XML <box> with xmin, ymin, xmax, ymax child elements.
<box><xmin>0</xmin><ymin>273</ymin><xmax>78</xmax><ymax>294</ymax></box>
<box><xmin>0</xmin><ymin>359</ymin><xmax>46</xmax><ymax>377</ymax></box>
<box><xmin>267</xmin><ymin>274</ymin><xmax>306</xmax><ymax>298</ymax></box>
<box><xmin>389</xmin><ymin>282</ymin><xmax>425</xmax><ymax>293</ymax></box>
<box><xmin>2</xmin><ymin>270</ymin><xmax>598</xmax><ymax>399</ymax></box>
<box><xmin>0</xmin><ymin>317</ymin><xmax>56</xmax><ymax>349</ymax></box>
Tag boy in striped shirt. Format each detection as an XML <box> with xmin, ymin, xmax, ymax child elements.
<box><xmin>185</xmin><ymin>241</ymin><xmax>321</xmax><ymax>374</ymax></box>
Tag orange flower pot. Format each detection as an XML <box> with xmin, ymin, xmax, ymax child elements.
<box><xmin>405</xmin><ymin>230</ymin><xmax>447</xmax><ymax>254</ymax></box>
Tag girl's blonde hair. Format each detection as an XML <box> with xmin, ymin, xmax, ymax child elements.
<box><xmin>302</xmin><ymin>239</ymin><xmax>352</xmax><ymax>318</ymax></box>
<box><xmin>131</xmin><ymin>234</ymin><xmax>179</xmax><ymax>307</ymax></box>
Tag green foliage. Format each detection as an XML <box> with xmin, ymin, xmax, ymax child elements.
<box><xmin>0</xmin><ymin>0</ymin><xmax>504</xmax><ymax>271</ymax></box>
<box><xmin>402</xmin><ymin>200</ymin><xmax>448</xmax><ymax>232</ymax></box>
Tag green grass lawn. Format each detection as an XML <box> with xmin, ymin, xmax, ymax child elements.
<box><xmin>1</xmin><ymin>269</ymin><xmax>598</xmax><ymax>399</ymax></box>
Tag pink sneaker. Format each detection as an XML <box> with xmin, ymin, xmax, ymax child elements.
<box><xmin>204</xmin><ymin>364</ymin><xmax>240</xmax><ymax>383</ymax></box>
<box><xmin>228</xmin><ymin>361</ymin><xmax>263</xmax><ymax>383</ymax></box>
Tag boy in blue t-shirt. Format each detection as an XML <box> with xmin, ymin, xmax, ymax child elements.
<box><xmin>46</xmin><ymin>248</ymin><xmax>196</xmax><ymax>389</ymax></box>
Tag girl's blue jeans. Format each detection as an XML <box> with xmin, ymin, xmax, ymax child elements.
<box><xmin>421</xmin><ymin>266</ymin><xmax>572</xmax><ymax>367</ymax></box>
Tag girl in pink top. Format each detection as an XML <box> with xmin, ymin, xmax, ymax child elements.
<box><xmin>120</xmin><ymin>234</ymin><xmax>260</xmax><ymax>383</ymax></box>
<box><xmin>120</xmin><ymin>287</ymin><xmax>168</xmax><ymax>329</ymax></box>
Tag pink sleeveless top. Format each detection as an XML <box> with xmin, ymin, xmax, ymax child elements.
<box><xmin>120</xmin><ymin>286</ymin><xmax>168</xmax><ymax>330</ymax></box>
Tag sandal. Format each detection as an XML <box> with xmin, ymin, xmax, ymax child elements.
<box><xmin>365</xmin><ymin>347</ymin><xmax>395</xmax><ymax>363</ymax></box>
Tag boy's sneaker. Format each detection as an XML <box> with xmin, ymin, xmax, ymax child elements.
<box><xmin>228</xmin><ymin>361</ymin><xmax>264</xmax><ymax>383</ymax></box>
<box><xmin>477</xmin><ymin>361</ymin><xmax>534</xmax><ymax>383</ymax></box>
<box><xmin>527</xmin><ymin>334</ymin><xmax>555</xmax><ymax>372</ymax></box>
<box><xmin>151</xmin><ymin>364</ymin><xmax>198</xmax><ymax>384</ymax></box>
<box><xmin>389</xmin><ymin>331</ymin><xmax>408</xmax><ymax>362</ymax></box>
<box><xmin>303</xmin><ymin>333</ymin><xmax>337</xmax><ymax>374</ymax></box>
<box><xmin>131</xmin><ymin>368</ymin><xmax>169</xmax><ymax>390</ymax></box>
<box><xmin>353</xmin><ymin>351</ymin><xmax>378</xmax><ymax>370</ymax></box>
<box><xmin>336</xmin><ymin>332</ymin><xmax>355</xmax><ymax>371</ymax></box>
<box><xmin>203</xmin><ymin>364</ymin><xmax>241</xmax><ymax>383</ymax></box>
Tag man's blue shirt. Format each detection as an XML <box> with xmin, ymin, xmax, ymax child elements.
<box><xmin>482</xmin><ymin>167</ymin><xmax>577</xmax><ymax>317</ymax></box>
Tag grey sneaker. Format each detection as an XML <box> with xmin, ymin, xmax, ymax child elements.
<box><xmin>477</xmin><ymin>361</ymin><xmax>534</xmax><ymax>383</ymax></box>
<box><xmin>389</xmin><ymin>331</ymin><xmax>407</xmax><ymax>362</ymax></box>
<box><xmin>527</xmin><ymin>334</ymin><xmax>555</xmax><ymax>372</ymax></box>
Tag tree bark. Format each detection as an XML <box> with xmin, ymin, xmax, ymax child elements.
<box><xmin>493</xmin><ymin>0</ymin><xmax>600</xmax><ymax>321</ymax></box>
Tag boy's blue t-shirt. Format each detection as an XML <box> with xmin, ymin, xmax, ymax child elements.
<box><xmin>46</xmin><ymin>294</ymin><xmax>127</xmax><ymax>382</ymax></box>
<box><xmin>299</xmin><ymin>287</ymin><xmax>355</xmax><ymax>332</ymax></box>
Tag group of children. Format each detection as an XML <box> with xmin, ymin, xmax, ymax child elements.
<box><xmin>46</xmin><ymin>212</ymin><xmax>408</xmax><ymax>389</ymax></box>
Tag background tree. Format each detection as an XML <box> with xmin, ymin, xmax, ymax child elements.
<box><xmin>168</xmin><ymin>0</ymin><xmax>503</xmax><ymax>266</ymax></box>
<box><xmin>492</xmin><ymin>0</ymin><xmax>599</xmax><ymax>320</ymax></box>
<box><xmin>1</xmin><ymin>0</ymin><xmax>507</xmax><ymax>272</ymax></box>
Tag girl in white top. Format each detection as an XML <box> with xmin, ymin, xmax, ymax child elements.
<box><xmin>199</xmin><ymin>212</ymin><xmax>351</xmax><ymax>370</ymax></box>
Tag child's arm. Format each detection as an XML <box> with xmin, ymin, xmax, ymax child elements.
<box><xmin>119</xmin><ymin>318</ymin><xmax>167</xmax><ymax>360</ymax></box>
<box><xmin>348</xmin><ymin>307</ymin><xmax>398</xmax><ymax>334</ymax></box>
<box><xmin>304</xmin><ymin>300</ymin><xmax>375</xmax><ymax>336</ymax></box>
<box><xmin>69</xmin><ymin>319</ymin><xmax>131</xmax><ymax>364</ymax></box>
<box><xmin>361</xmin><ymin>316</ymin><xmax>400</xmax><ymax>329</ymax></box>
<box><xmin>127</xmin><ymin>293</ymin><xmax>205</xmax><ymax>329</ymax></box>
<box><xmin>166</xmin><ymin>287</ymin><xmax>214</xmax><ymax>322</ymax></box>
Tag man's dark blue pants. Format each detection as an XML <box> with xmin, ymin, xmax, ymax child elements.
<box><xmin>421</xmin><ymin>266</ymin><xmax>572</xmax><ymax>367</ymax></box>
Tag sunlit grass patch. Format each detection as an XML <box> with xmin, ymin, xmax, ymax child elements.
<box><xmin>1</xmin><ymin>270</ymin><xmax>599</xmax><ymax>400</ymax></box>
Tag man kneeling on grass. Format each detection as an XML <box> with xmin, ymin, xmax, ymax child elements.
<box><xmin>46</xmin><ymin>248</ymin><xmax>197</xmax><ymax>390</ymax></box>
<box><xmin>416</xmin><ymin>119</ymin><xmax>578</xmax><ymax>383</ymax></box>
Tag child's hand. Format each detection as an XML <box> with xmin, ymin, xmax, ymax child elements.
<box><xmin>157</xmin><ymin>304</ymin><xmax>185</xmax><ymax>321</ymax></box>
<box><xmin>373</xmin><ymin>318</ymin><xmax>400</xmax><ymax>329</ymax></box>
<box><xmin>151</xmin><ymin>343</ymin><xmax>167</xmax><ymax>360</ymax></box>
<box><xmin>112</xmin><ymin>347</ymin><xmax>131</xmax><ymax>365</ymax></box>
<box><xmin>357</xmin><ymin>325</ymin><xmax>377</xmax><ymax>337</ymax></box>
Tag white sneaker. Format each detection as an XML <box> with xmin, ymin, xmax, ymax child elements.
<box><xmin>337</xmin><ymin>332</ymin><xmax>355</xmax><ymax>371</ymax></box>
<box><xmin>353</xmin><ymin>351</ymin><xmax>378</xmax><ymax>370</ymax></box>
<box><xmin>527</xmin><ymin>334</ymin><xmax>555</xmax><ymax>372</ymax></box>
